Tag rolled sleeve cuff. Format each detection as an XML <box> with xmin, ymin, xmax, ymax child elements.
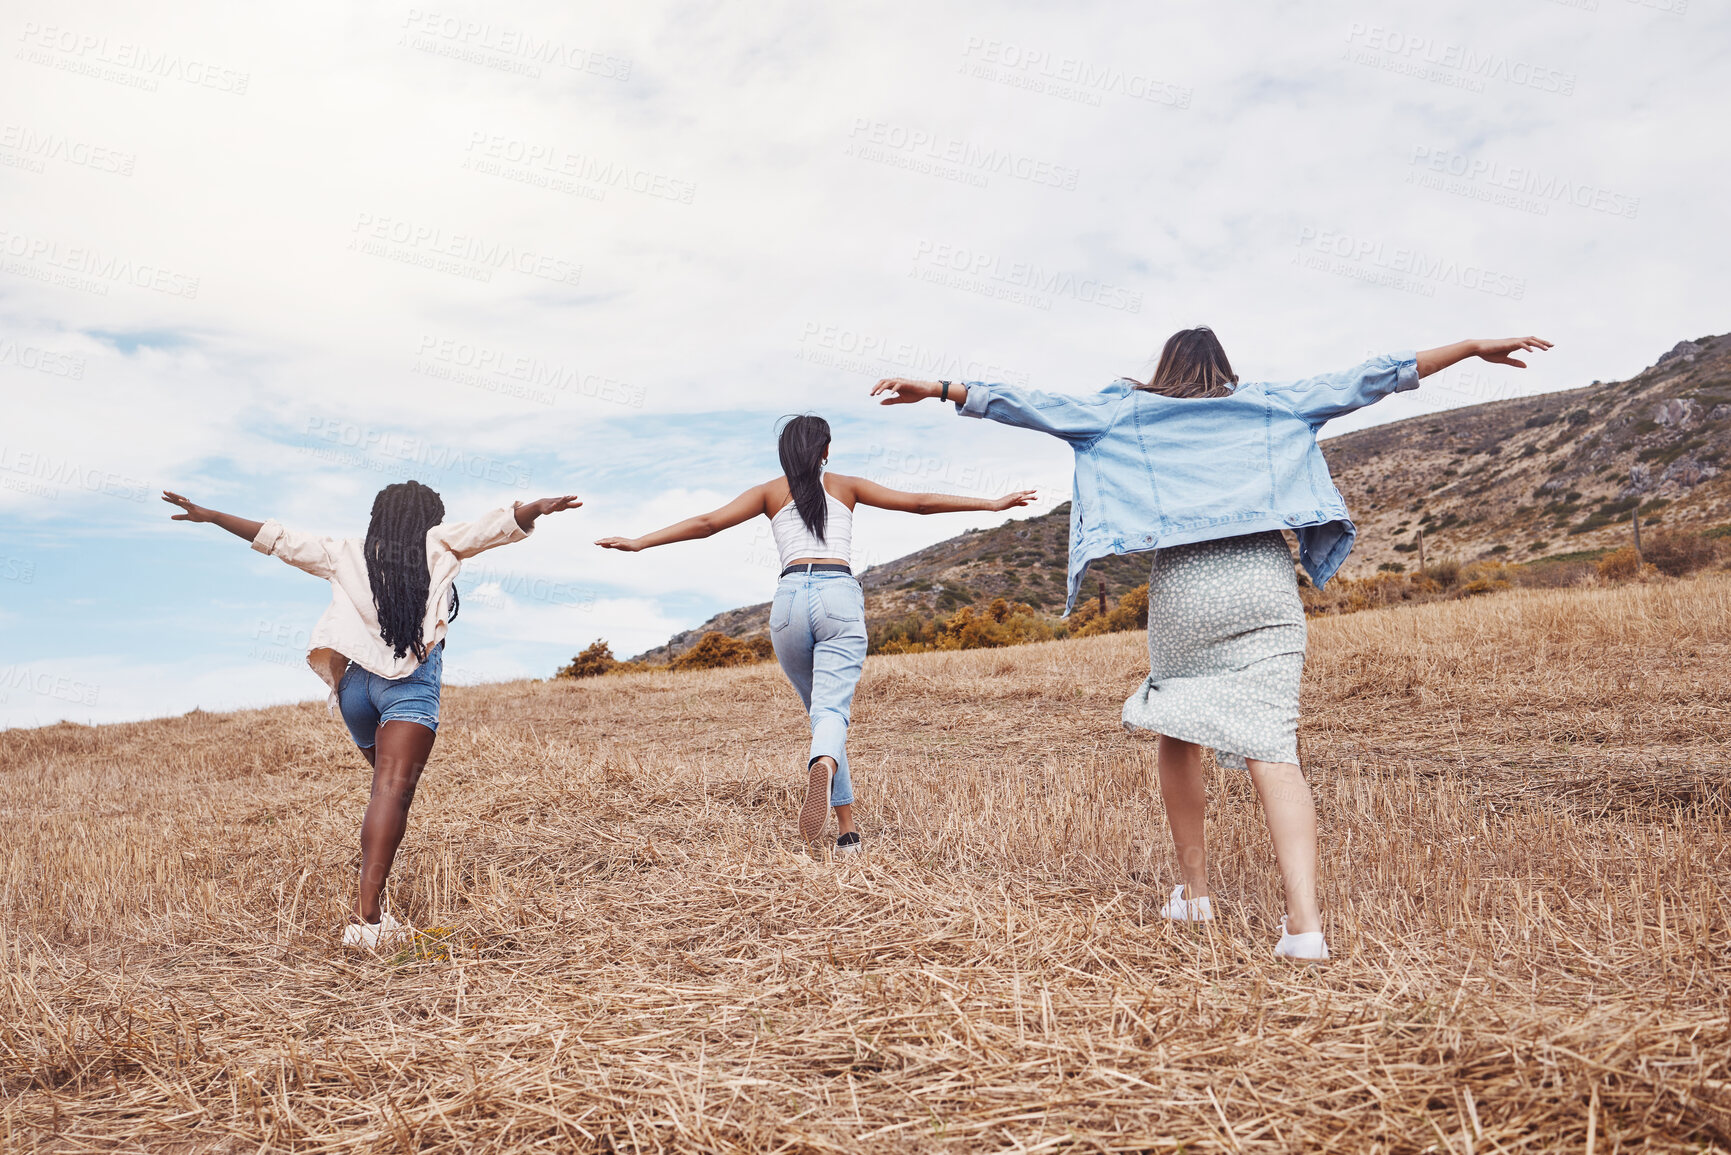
<box><xmin>1392</xmin><ymin>351</ymin><xmax>1420</xmax><ymax>393</ymax></box>
<box><xmin>250</xmin><ymin>519</ymin><xmax>285</xmax><ymax>555</ymax></box>
<box><xmin>958</xmin><ymin>381</ymin><xmax>992</xmax><ymax>418</ymax></box>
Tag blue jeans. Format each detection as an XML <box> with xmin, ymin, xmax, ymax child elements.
<box><xmin>769</xmin><ymin>571</ymin><xmax>866</xmax><ymax>806</ymax></box>
<box><xmin>337</xmin><ymin>643</ymin><xmax>443</xmax><ymax>749</ymax></box>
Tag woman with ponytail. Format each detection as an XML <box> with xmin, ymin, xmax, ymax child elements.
<box><xmin>597</xmin><ymin>416</ymin><xmax>1033</xmax><ymax>854</ymax></box>
<box><xmin>163</xmin><ymin>481</ymin><xmax>581</xmax><ymax>947</ymax></box>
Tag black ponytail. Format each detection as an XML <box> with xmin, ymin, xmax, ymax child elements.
<box><xmin>777</xmin><ymin>415</ymin><xmax>832</xmax><ymax>539</ymax></box>
<box><xmin>364</xmin><ymin>480</ymin><xmax>448</xmax><ymax>662</ymax></box>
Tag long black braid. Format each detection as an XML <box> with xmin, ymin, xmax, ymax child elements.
<box><xmin>364</xmin><ymin>481</ymin><xmax>458</xmax><ymax>662</ymax></box>
<box><xmin>777</xmin><ymin>415</ymin><xmax>831</xmax><ymax>539</ymax></box>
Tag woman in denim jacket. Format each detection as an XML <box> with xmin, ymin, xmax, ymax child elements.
<box><xmin>598</xmin><ymin>416</ymin><xmax>1033</xmax><ymax>855</ymax></box>
<box><xmin>874</xmin><ymin>330</ymin><xmax>1550</xmax><ymax>959</ymax></box>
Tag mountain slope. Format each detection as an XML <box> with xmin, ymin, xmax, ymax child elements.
<box><xmin>633</xmin><ymin>333</ymin><xmax>1731</xmax><ymax>662</ymax></box>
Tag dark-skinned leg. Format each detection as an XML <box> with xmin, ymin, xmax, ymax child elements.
<box><xmin>355</xmin><ymin>720</ymin><xmax>435</xmax><ymax>923</ymax></box>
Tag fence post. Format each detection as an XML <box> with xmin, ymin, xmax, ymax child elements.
<box><xmin>1097</xmin><ymin>580</ymin><xmax>1107</xmax><ymax>616</ymax></box>
<box><xmin>1632</xmin><ymin>510</ymin><xmax>1643</xmax><ymax>565</ymax></box>
<box><xmin>1417</xmin><ymin>529</ymin><xmax>1425</xmax><ymax>575</ymax></box>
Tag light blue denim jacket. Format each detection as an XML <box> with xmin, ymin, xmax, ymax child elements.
<box><xmin>956</xmin><ymin>352</ymin><xmax>1420</xmax><ymax>611</ymax></box>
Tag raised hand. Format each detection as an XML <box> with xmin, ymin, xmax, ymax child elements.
<box><xmin>513</xmin><ymin>495</ymin><xmax>582</xmax><ymax>531</ymax></box>
<box><xmin>162</xmin><ymin>491</ymin><xmax>215</xmax><ymax>522</ymax></box>
<box><xmin>993</xmin><ymin>489</ymin><xmax>1038</xmax><ymax>512</ymax></box>
<box><xmin>162</xmin><ymin>491</ymin><xmax>264</xmax><ymax>541</ymax></box>
<box><xmin>871</xmin><ymin>378</ymin><xmax>939</xmax><ymax>404</ymax></box>
<box><xmin>1474</xmin><ymin>337</ymin><xmax>1553</xmax><ymax>369</ymax></box>
<box><xmin>593</xmin><ymin>536</ymin><xmax>642</xmax><ymax>552</ymax></box>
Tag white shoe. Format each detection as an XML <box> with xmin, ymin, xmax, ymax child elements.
<box><xmin>342</xmin><ymin>912</ymin><xmax>408</xmax><ymax>949</ymax></box>
<box><xmin>1273</xmin><ymin>915</ymin><xmax>1329</xmax><ymax>961</ymax></box>
<box><xmin>1160</xmin><ymin>884</ymin><xmax>1214</xmax><ymax>922</ymax></box>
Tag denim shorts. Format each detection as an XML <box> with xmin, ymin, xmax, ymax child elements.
<box><xmin>336</xmin><ymin>642</ymin><xmax>442</xmax><ymax>749</ymax></box>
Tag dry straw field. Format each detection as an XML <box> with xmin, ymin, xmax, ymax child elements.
<box><xmin>3</xmin><ymin>575</ymin><xmax>1729</xmax><ymax>1152</ymax></box>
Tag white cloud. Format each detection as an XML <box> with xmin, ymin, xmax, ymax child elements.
<box><xmin>2</xmin><ymin>0</ymin><xmax>1725</xmax><ymax>725</ymax></box>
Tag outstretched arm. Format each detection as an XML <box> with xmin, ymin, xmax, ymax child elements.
<box><xmin>513</xmin><ymin>495</ymin><xmax>582</xmax><ymax>531</ymax></box>
<box><xmin>595</xmin><ymin>484</ymin><xmax>770</xmax><ymax>553</ymax></box>
<box><xmin>872</xmin><ymin>376</ymin><xmax>1117</xmax><ymax>445</ymax></box>
<box><xmin>871</xmin><ymin>378</ymin><xmax>969</xmax><ymax>407</ymax></box>
<box><xmin>1417</xmin><ymin>337</ymin><xmax>1552</xmax><ymax>378</ymax></box>
<box><xmin>834</xmin><ymin>474</ymin><xmax>1035</xmax><ymax>516</ymax></box>
<box><xmin>162</xmin><ymin>491</ymin><xmax>265</xmax><ymax>542</ymax></box>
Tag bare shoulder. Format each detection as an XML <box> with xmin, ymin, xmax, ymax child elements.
<box><xmin>823</xmin><ymin>473</ymin><xmax>862</xmax><ymax>508</ymax></box>
<box><xmin>761</xmin><ymin>476</ymin><xmax>792</xmax><ymax>516</ymax></box>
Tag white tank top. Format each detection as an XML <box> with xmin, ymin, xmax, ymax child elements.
<box><xmin>771</xmin><ymin>489</ymin><xmax>852</xmax><ymax>569</ymax></box>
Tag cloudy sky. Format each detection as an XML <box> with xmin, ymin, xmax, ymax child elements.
<box><xmin>2</xmin><ymin>0</ymin><xmax>1725</xmax><ymax>726</ymax></box>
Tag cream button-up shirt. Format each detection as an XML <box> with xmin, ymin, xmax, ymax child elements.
<box><xmin>250</xmin><ymin>506</ymin><xmax>531</xmax><ymax>707</ymax></box>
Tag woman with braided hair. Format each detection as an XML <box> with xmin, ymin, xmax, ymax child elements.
<box><xmin>163</xmin><ymin>481</ymin><xmax>581</xmax><ymax>947</ymax></box>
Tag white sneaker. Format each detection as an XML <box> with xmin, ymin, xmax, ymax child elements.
<box><xmin>1273</xmin><ymin>915</ymin><xmax>1329</xmax><ymax>961</ymax></box>
<box><xmin>1159</xmin><ymin>884</ymin><xmax>1214</xmax><ymax>922</ymax></box>
<box><xmin>342</xmin><ymin>912</ymin><xmax>408</xmax><ymax>949</ymax></box>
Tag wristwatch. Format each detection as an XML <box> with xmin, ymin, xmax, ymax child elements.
<box><xmin>939</xmin><ymin>380</ymin><xmax>952</xmax><ymax>402</ymax></box>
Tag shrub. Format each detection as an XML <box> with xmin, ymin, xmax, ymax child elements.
<box><xmin>874</xmin><ymin>597</ymin><xmax>1060</xmax><ymax>654</ymax></box>
<box><xmin>1597</xmin><ymin>548</ymin><xmax>1642</xmax><ymax>581</ymax></box>
<box><xmin>1072</xmin><ymin>584</ymin><xmax>1148</xmax><ymax>638</ymax></box>
<box><xmin>1458</xmin><ymin>562</ymin><xmax>1512</xmax><ymax>597</ymax></box>
<box><xmin>1378</xmin><ymin>562</ymin><xmax>1406</xmax><ymax>573</ymax></box>
<box><xmin>1425</xmin><ymin>557</ymin><xmax>1463</xmax><ymax>588</ymax></box>
<box><xmin>557</xmin><ymin>640</ymin><xmax>653</xmax><ymax>678</ymax></box>
<box><xmin>1641</xmin><ymin>529</ymin><xmax>1720</xmax><ymax>577</ymax></box>
<box><xmin>559</xmin><ymin>640</ymin><xmax>619</xmax><ymax>679</ymax></box>
<box><xmin>668</xmin><ymin>632</ymin><xmax>773</xmax><ymax>672</ymax></box>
